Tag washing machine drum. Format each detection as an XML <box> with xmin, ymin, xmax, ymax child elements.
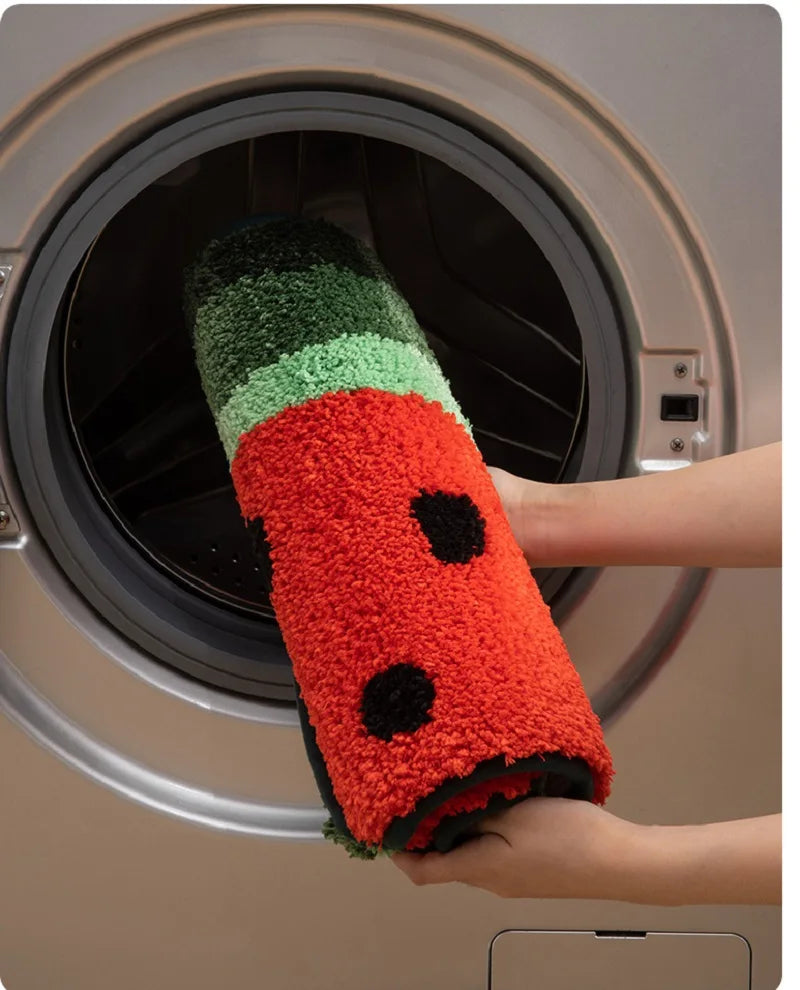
<box><xmin>28</xmin><ymin>116</ymin><xmax>624</xmax><ymax>703</ymax></box>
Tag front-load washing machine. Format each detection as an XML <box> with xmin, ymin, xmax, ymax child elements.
<box><xmin>0</xmin><ymin>5</ymin><xmax>780</xmax><ymax>989</ymax></box>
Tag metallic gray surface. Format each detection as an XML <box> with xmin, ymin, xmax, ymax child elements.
<box><xmin>0</xmin><ymin>0</ymin><xmax>760</xmax><ymax>816</ymax></box>
<box><xmin>0</xmin><ymin>68</ymin><xmax>731</xmax><ymax>824</ymax></box>
<box><xmin>0</xmin><ymin>6</ymin><xmax>780</xmax><ymax>989</ymax></box>
<box><xmin>0</xmin><ymin>649</ymin><xmax>325</xmax><ymax>838</ymax></box>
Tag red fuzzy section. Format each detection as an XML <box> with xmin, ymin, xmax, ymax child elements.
<box><xmin>406</xmin><ymin>772</ymin><xmax>535</xmax><ymax>850</ymax></box>
<box><xmin>232</xmin><ymin>389</ymin><xmax>613</xmax><ymax>847</ymax></box>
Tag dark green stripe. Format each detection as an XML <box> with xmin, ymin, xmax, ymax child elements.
<box><xmin>192</xmin><ymin>262</ymin><xmax>431</xmax><ymax>415</ymax></box>
<box><xmin>184</xmin><ymin>217</ymin><xmax>389</xmax><ymax>323</ymax></box>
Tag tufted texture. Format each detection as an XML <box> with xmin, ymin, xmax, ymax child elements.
<box><xmin>186</xmin><ymin>217</ymin><xmax>613</xmax><ymax>856</ymax></box>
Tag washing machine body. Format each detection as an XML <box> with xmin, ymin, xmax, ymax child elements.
<box><xmin>0</xmin><ymin>5</ymin><xmax>780</xmax><ymax>989</ymax></box>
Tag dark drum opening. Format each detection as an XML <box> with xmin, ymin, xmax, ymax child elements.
<box><xmin>62</xmin><ymin>131</ymin><xmax>587</xmax><ymax>625</ymax></box>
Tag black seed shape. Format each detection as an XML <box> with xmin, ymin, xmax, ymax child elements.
<box><xmin>411</xmin><ymin>490</ymin><xmax>486</xmax><ymax>564</ymax></box>
<box><xmin>361</xmin><ymin>664</ymin><xmax>435</xmax><ymax>742</ymax></box>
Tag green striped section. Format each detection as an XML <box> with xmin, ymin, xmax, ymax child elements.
<box><xmin>217</xmin><ymin>332</ymin><xmax>469</xmax><ymax>460</ymax></box>
<box><xmin>185</xmin><ymin>217</ymin><xmax>386</xmax><ymax>322</ymax></box>
<box><xmin>193</xmin><ymin>263</ymin><xmax>430</xmax><ymax>416</ymax></box>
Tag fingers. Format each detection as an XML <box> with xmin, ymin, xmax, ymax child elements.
<box><xmin>474</xmin><ymin>795</ymin><xmax>569</xmax><ymax>834</ymax></box>
<box><xmin>472</xmin><ymin>802</ymin><xmax>528</xmax><ymax>836</ymax></box>
<box><xmin>392</xmin><ymin>833</ymin><xmax>509</xmax><ymax>887</ymax></box>
<box><xmin>473</xmin><ymin>806</ymin><xmax>517</xmax><ymax>834</ymax></box>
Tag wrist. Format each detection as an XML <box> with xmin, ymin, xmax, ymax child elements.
<box><xmin>585</xmin><ymin>815</ymin><xmax>656</xmax><ymax>904</ymax></box>
<box><xmin>616</xmin><ymin>822</ymin><xmax>708</xmax><ymax>907</ymax></box>
<box><xmin>515</xmin><ymin>481</ymin><xmax>597</xmax><ymax>566</ymax></box>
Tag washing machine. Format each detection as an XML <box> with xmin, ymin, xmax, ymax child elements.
<box><xmin>0</xmin><ymin>5</ymin><xmax>781</xmax><ymax>989</ymax></box>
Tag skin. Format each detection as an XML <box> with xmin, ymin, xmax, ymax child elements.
<box><xmin>394</xmin><ymin>443</ymin><xmax>781</xmax><ymax>905</ymax></box>
<box><xmin>488</xmin><ymin>442</ymin><xmax>781</xmax><ymax>570</ymax></box>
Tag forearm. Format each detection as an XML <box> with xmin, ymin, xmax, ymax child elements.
<box><xmin>515</xmin><ymin>443</ymin><xmax>781</xmax><ymax>568</ymax></box>
<box><xmin>617</xmin><ymin>814</ymin><xmax>781</xmax><ymax>907</ymax></box>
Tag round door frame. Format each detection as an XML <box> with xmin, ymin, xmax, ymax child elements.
<box><xmin>0</xmin><ymin>6</ymin><xmax>735</xmax><ymax>837</ymax></box>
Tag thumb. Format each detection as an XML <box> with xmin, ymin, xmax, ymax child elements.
<box><xmin>392</xmin><ymin>833</ymin><xmax>508</xmax><ymax>887</ymax></box>
<box><xmin>473</xmin><ymin>805</ymin><xmax>522</xmax><ymax>837</ymax></box>
<box><xmin>486</xmin><ymin>465</ymin><xmax>513</xmax><ymax>496</ymax></box>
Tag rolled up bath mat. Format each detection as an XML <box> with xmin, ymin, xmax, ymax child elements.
<box><xmin>185</xmin><ymin>216</ymin><xmax>613</xmax><ymax>857</ymax></box>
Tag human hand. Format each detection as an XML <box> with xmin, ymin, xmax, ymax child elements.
<box><xmin>393</xmin><ymin>797</ymin><xmax>639</xmax><ymax>902</ymax></box>
<box><xmin>393</xmin><ymin>799</ymin><xmax>781</xmax><ymax>907</ymax></box>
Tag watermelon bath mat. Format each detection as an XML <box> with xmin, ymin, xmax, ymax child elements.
<box><xmin>185</xmin><ymin>216</ymin><xmax>613</xmax><ymax>858</ymax></box>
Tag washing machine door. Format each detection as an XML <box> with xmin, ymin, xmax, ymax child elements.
<box><xmin>0</xmin><ymin>6</ymin><xmax>780</xmax><ymax>990</ymax></box>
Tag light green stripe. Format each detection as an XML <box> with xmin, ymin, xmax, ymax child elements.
<box><xmin>217</xmin><ymin>333</ymin><xmax>469</xmax><ymax>460</ymax></box>
<box><xmin>192</xmin><ymin>262</ymin><xmax>430</xmax><ymax>416</ymax></box>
